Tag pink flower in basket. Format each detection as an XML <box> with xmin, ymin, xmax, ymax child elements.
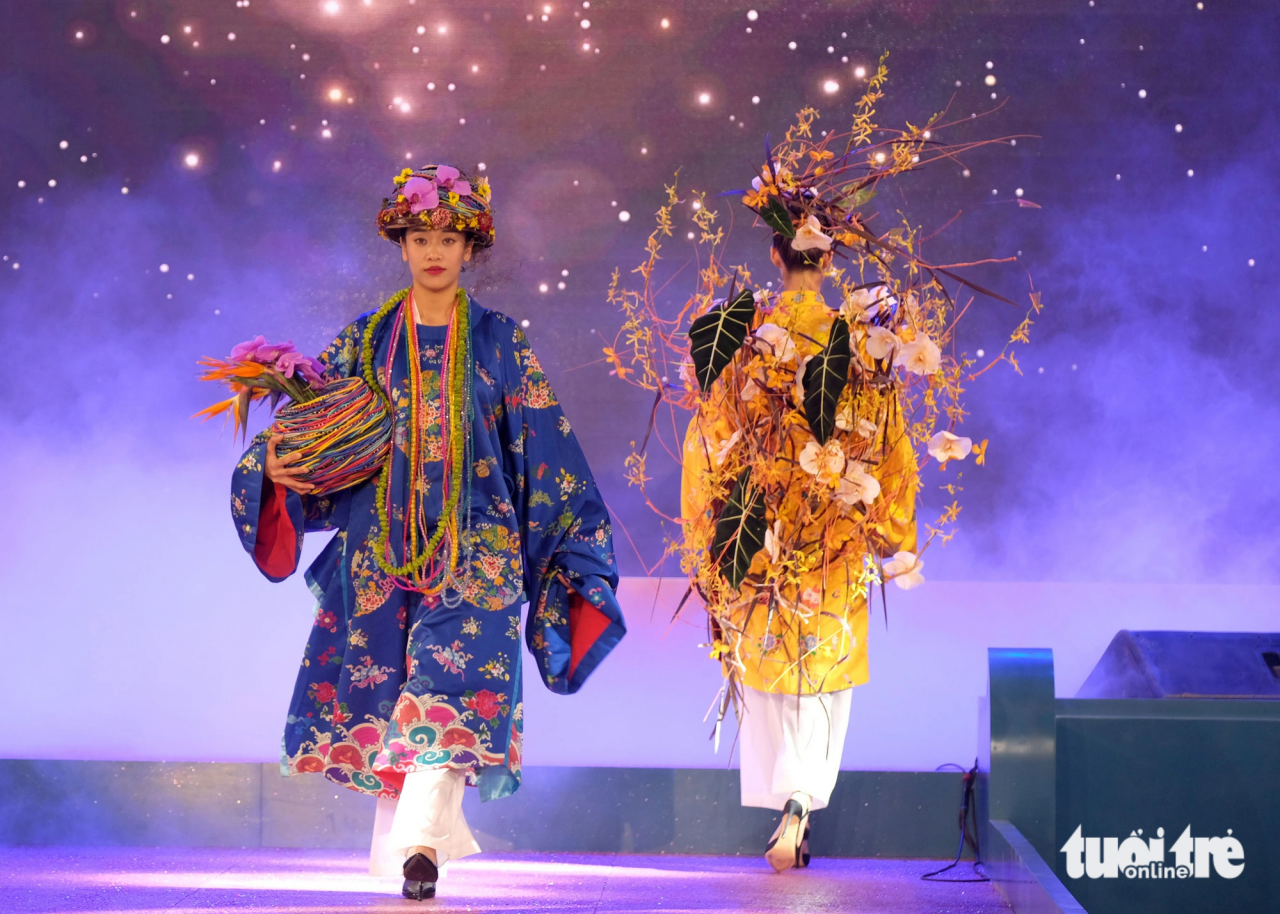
<box><xmin>275</xmin><ymin>350</ymin><xmax>325</xmax><ymax>386</ymax></box>
<box><xmin>230</xmin><ymin>336</ymin><xmax>297</xmax><ymax>364</ymax></box>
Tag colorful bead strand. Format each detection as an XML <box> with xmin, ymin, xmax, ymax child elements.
<box><xmin>367</xmin><ymin>288</ymin><xmax>474</xmax><ymax>601</ymax></box>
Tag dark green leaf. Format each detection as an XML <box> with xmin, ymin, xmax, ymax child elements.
<box><xmin>688</xmin><ymin>289</ymin><xmax>757</xmax><ymax>392</ymax></box>
<box><xmin>712</xmin><ymin>468</ymin><xmax>768</xmax><ymax>589</ymax></box>
<box><xmin>758</xmin><ymin>196</ymin><xmax>796</xmax><ymax>238</ymax></box>
<box><xmin>802</xmin><ymin>318</ymin><xmax>851</xmax><ymax>444</ymax></box>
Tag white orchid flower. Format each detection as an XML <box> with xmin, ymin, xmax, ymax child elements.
<box><xmin>846</xmin><ymin>286</ymin><xmax>878</xmax><ymax>314</ymax></box>
<box><xmin>927</xmin><ymin>430</ymin><xmax>973</xmax><ymax>467</ymax></box>
<box><xmin>883</xmin><ymin>550</ymin><xmax>925</xmax><ymax>590</ymax></box>
<box><xmin>740</xmin><ymin>378</ymin><xmax>761</xmax><ymax>402</ymax></box>
<box><xmin>798</xmin><ymin>439</ymin><xmax>846</xmax><ymax>484</ymax></box>
<box><xmin>791</xmin><ymin>215</ymin><xmax>834</xmax><ymax>253</ymax></box>
<box><xmin>837</xmin><ymin>462</ymin><xmax>881</xmax><ymax>507</ymax></box>
<box><xmin>854</xmin><ymin>285</ymin><xmax>896</xmax><ymax>320</ymax></box>
<box><xmin>864</xmin><ymin>325</ymin><xmax>901</xmax><ymax>361</ymax></box>
<box><xmin>895</xmin><ymin>336</ymin><xmax>942</xmax><ymax>375</ymax></box>
<box><xmin>752</xmin><ymin>323</ymin><xmax>797</xmax><ymax>362</ymax></box>
<box><xmin>764</xmin><ymin>519</ymin><xmax>783</xmax><ymax>563</ymax></box>
<box><xmin>794</xmin><ymin>355</ymin><xmax>812</xmax><ymax>401</ymax></box>
<box><xmin>835</xmin><ymin>400</ymin><xmax>854</xmax><ymax>431</ymax></box>
<box><xmin>855</xmin><ymin>417</ymin><xmax>878</xmax><ymax>439</ymax></box>
<box><xmin>713</xmin><ymin>429</ymin><xmax>743</xmax><ymax>466</ymax></box>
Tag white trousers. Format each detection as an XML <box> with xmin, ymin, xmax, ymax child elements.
<box><xmin>738</xmin><ymin>686</ymin><xmax>852</xmax><ymax>812</ymax></box>
<box><xmin>368</xmin><ymin>767</ymin><xmax>482</xmax><ymax>877</ymax></box>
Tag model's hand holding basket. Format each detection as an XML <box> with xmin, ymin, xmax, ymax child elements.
<box><xmin>195</xmin><ymin>336</ymin><xmax>391</xmax><ymax>496</ymax></box>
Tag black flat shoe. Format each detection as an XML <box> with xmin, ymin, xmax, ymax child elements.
<box><xmin>402</xmin><ymin>878</ymin><xmax>436</xmax><ymax>900</ymax></box>
<box><xmin>404</xmin><ymin>852</ymin><xmax>439</xmax><ymax>883</ymax></box>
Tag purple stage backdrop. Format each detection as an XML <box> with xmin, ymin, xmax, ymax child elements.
<box><xmin>1</xmin><ymin>1</ymin><xmax>1277</xmax><ymax>770</ymax></box>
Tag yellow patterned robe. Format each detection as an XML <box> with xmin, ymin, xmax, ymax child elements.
<box><xmin>681</xmin><ymin>290</ymin><xmax>918</xmax><ymax>695</ymax></box>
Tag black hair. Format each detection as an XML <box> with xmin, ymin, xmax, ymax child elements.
<box><xmin>771</xmin><ymin>232</ymin><xmax>827</xmax><ymax>273</ymax></box>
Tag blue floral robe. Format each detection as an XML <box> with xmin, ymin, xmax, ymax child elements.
<box><xmin>230</xmin><ymin>295</ymin><xmax>625</xmax><ymax>801</ymax></box>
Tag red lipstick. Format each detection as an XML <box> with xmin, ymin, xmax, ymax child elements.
<box><xmin>425</xmin><ymin>266</ymin><xmax>445</xmax><ymax>275</ymax></box>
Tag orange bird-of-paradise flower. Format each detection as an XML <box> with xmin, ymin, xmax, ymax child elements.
<box><xmin>191</xmin><ymin>396</ymin><xmax>238</xmax><ymax>423</ymax></box>
<box><xmin>197</xmin><ymin>357</ymin><xmax>268</xmax><ymax>382</ymax></box>
<box><xmin>192</xmin><ymin>387</ymin><xmax>268</xmax><ymax>440</ymax></box>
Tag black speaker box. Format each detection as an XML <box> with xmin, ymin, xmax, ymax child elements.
<box><xmin>1076</xmin><ymin>630</ymin><xmax>1280</xmax><ymax>699</ymax></box>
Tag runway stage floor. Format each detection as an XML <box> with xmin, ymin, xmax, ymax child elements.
<box><xmin>2</xmin><ymin>847</ymin><xmax>1008</xmax><ymax>913</ymax></box>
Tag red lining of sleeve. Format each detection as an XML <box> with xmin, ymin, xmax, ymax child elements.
<box><xmin>254</xmin><ymin>480</ymin><xmax>298</xmax><ymax>578</ymax></box>
<box><xmin>568</xmin><ymin>591</ymin><xmax>612</xmax><ymax>680</ymax></box>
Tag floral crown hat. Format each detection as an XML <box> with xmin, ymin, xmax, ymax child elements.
<box><xmin>376</xmin><ymin>164</ymin><xmax>494</xmax><ymax>246</ymax></box>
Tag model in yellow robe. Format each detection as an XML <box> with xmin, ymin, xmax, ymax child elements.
<box><xmin>681</xmin><ymin>289</ymin><xmax>918</xmax><ymax>696</ymax></box>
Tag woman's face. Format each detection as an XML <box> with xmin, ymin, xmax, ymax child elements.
<box><xmin>400</xmin><ymin>228</ymin><xmax>473</xmax><ymax>291</ymax></box>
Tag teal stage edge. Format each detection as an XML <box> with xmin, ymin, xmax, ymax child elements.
<box><xmin>0</xmin><ymin>762</ymin><xmax>973</xmax><ymax>860</ymax></box>
<box><xmin>987</xmin><ymin>820</ymin><xmax>1087</xmax><ymax>914</ymax></box>
<box><xmin>979</xmin><ymin>645</ymin><xmax>1280</xmax><ymax>914</ymax></box>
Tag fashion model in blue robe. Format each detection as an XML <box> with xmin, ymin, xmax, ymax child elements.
<box><xmin>231</xmin><ymin>294</ymin><xmax>625</xmax><ymax>801</ymax></box>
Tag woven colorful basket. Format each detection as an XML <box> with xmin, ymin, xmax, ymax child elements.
<box><xmin>272</xmin><ymin>376</ymin><xmax>392</xmax><ymax>496</ymax></box>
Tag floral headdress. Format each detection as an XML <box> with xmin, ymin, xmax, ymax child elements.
<box><xmin>376</xmin><ymin>164</ymin><xmax>495</xmax><ymax>246</ymax></box>
<box><xmin>740</xmin><ymin>142</ymin><xmax>878</xmax><ymax>260</ymax></box>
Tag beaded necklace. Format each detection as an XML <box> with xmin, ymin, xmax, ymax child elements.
<box><xmin>361</xmin><ymin>287</ymin><xmax>474</xmax><ymax>604</ymax></box>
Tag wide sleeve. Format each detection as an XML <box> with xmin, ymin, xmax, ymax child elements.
<box><xmin>497</xmin><ymin>320</ymin><xmax>626</xmax><ymax>695</ymax></box>
<box><xmin>229</xmin><ymin>317</ymin><xmax>366</xmax><ymax>582</ymax></box>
